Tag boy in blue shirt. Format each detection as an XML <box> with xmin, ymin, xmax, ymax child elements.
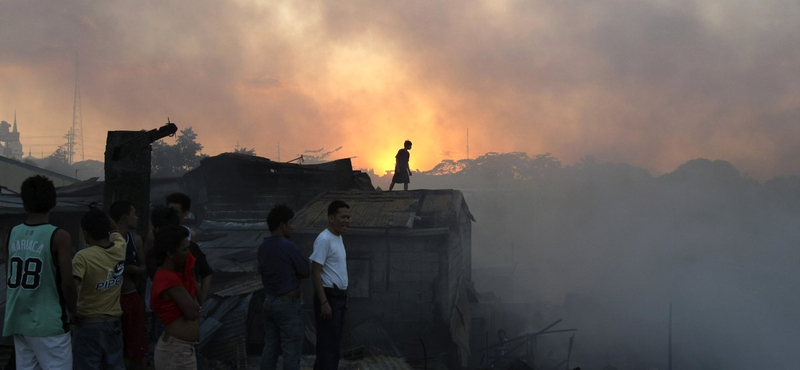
<box><xmin>258</xmin><ymin>204</ymin><xmax>309</xmax><ymax>370</ymax></box>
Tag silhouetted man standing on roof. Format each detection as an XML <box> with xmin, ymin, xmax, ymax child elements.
<box><xmin>389</xmin><ymin>140</ymin><xmax>413</xmax><ymax>191</ymax></box>
<box><xmin>310</xmin><ymin>200</ymin><xmax>351</xmax><ymax>370</ymax></box>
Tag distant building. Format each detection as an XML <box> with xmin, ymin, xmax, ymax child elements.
<box><xmin>0</xmin><ymin>112</ymin><xmax>24</xmax><ymax>160</ymax></box>
<box><xmin>0</xmin><ymin>156</ymin><xmax>79</xmax><ymax>193</ymax></box>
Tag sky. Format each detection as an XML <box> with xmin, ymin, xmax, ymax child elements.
<box><xmin>1</xmin><ymin>0</ymin><xmax>799</xmax><ymax>179</ymax></box>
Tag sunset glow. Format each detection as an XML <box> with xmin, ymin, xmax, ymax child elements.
<box><xmin>1</xmin><ymin>0</ymin><xmax>799</xmax><ymax>179</ymax></box>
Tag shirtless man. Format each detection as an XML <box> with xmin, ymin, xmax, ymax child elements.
<box><xmin>109</xmin><ymin>201</ymin><xmax>147</xmax><ymax>370</ymax></box>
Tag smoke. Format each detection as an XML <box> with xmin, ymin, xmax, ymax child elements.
<box><xmin>398</xmin><ymin>156</ymin><xmax>800</xmax><ymax>369</ymax></box>
<box><xmin>2</xmin><ymin>0</ymin><xmax>800</xmax><ymax>177</ymax></box>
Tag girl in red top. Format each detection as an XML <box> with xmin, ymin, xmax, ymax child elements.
<box><xmin>151</xmin><ymin>225</ymin><xmax>200</xmax><ymax>370</ymax></box>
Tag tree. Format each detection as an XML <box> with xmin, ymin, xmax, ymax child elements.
<box><xmin>44</xmin><ymin>146</ymin><xmax>73</xmax><ymax>177</ymax></box>
<box><xmin>151</xmin><ymin>127</ymin><xmax>207</xmax><ymax>177</ymax></box>
<box><xmin>234</xmin><ymin>143</ymin><xmax>257</xmax><ymax>156</ymax></box>
<box><xmin>301</xmin><ymin>146</ymin><xmax>342</xmax><ymax>164</ymax></box>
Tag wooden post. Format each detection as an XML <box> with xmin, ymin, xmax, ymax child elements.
<box><xmin>668</xmin><ymin>303</ymin><xmax>673</xmax><ymax>370</ymax></box>
<box><xmin>566</xmin><ymin>334</ymin><xmax>574</xmax><ymax>370</ymax></box>
<box><xmin>484</xmin><ymin>331</ymin><xmax>489</xmax><ymax>366</ymax></box>
<box><xmin>104</xmin><ymin>122</ymin><xmax>177</xmax><ymax>239</ymax></box>
<box><xmin>104</xmin><ymin>131</ymin><xmax>152</xmax><ymax>238</ymax></box>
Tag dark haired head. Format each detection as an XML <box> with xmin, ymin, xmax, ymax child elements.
<box><xmin>404</xmin><ymin>140</ymin><xmax>412</xmax><ymax>149</ymax></box>
<box><xmin>154</xmin><ymin>225</ymin><xmax>190</xmax><ymax>264</ymax></box>
<box><xmin>109</xmin><ymin>200</ymin><xmax>134</xmax><ymax>222</ymax></box>
<box><xmin>267</xmin><ymin>204</ymin><xmax>294</xmax><ymax>232</ymax></box>
<box><xmin>81</xmin><ymin>208</ymin><xmax>111</xmax><ymax>241</ymax></box>
<box><xmin>327</xmin><ymin>200</ymin><xmax>349</xmax><ymax>216</ymax></box>
<box><xmin>166</xmin><ymin>193</ymin><xmax>191</xmax><ymax>212</ymax></box>
<box><xmin>150</xmin><ymin>206</ymin><xmax>181</xmax><ymax>231</ymax></box>
<box><xmin>20</xmin><ymin>175</ymin><xmax>57</xmax><ymax>213</ymax></box>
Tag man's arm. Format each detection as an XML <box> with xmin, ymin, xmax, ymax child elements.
<box><xmin>165</xmin><ymin>286</ymin><xmax>201</xmax><ymax>321</ymax></box>
<box><xmin>198</xmin><ymin>275</ymin><xmax>213</xmax><ymax>305</ymax></box>
<box><xmin>292</xmin><ymin>247</ymin><xmax>310</xmax><ymax>279</ymax></box>
<box><xmin>54</xmin><ymin>230</ymin><xmax>77</xmax><ymax>318</ymax></box>
<box><xmin>312</xmin><ymin>262</ymin><xmax>331</xmax><ymax>319</ymax></box>
<box><xmin>135</xmin><ymin>234</ymin><xmax>146</xmax><ymax>273</ymax></box>
<box><xmin>73</xmin><ymin>277</ymin><xmax>82</xmax><ymax>297</ymax></box>
<box><xmin>145</xmin><ymin>225</ymin><xmax>154</xmax><ymax>255</ymax></box>
<box><xmin>123</xmin><ymin>234</ymin><xmax>147</xmax><ymax>275</ymax></box>
<box><xmin>3</xmin><ymin>229</ymin><xmax>10</xmax><ymax>277</ymax></box>
<box><xmin>108</xmin><ymin>215</ymin><xmax>119</xmax><ymax>233</ymax></box>
<box><xmin>190</xmin><ymin>243</ymin><xmax>214</xmax><ymax>304</ymax></box>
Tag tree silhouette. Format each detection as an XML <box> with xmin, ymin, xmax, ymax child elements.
<box><xmin>301</xmin><ymin>146</ymin><xmax>342</xmax><ymax>164</ymax></box>
<box><xmin>234</xmin><ymin>142</ymin><xmax>257</xmax><ymax>156</ymax></box>
<box><xmin>151</xmin><ymin>127</ymin><xmax>207</xmax><ymax>177</ymax></box>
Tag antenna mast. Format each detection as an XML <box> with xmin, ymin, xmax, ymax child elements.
<box><xmin>466</xmin><ymin>128</ymin><xmax>470</xmax><ymax>160</ymax></box>
<box><xmin>70</xmin><ymin>58</ymin><xmax>85</xmax><ymax>163</ymax></box>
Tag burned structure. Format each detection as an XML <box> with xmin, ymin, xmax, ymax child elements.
<box><xmin>291</xmin><ymin>190</ymin><xmax>475</xmax><ymax>361</ymax></box>
<box><xmin>0</xmin><ymin>150</ymin><xmax>479</xmax><ymax>369</ymax></box>
<box><xmin>181</xmin><ymin>153</ymin><xmax>374</xmax><ymax>221</ymax></box>
<box><xmin>180</xmin><ymin>153</ymin><xmax>476</xmax><ymax>368</ymax></box>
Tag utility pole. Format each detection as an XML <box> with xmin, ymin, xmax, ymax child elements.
<box><xmin>466</xmin><ymin>128</ymin><xmax>470</xmax><ymax>160</ymax></box>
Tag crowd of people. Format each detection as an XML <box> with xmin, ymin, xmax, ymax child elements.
<box><xmin>3</xmin><ymin>174</ymin><xmax>353</xmax><ymax>370</ymax></box>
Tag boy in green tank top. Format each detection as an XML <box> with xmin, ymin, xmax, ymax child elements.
<box><xmin>4</xmin><ymin>175</ymin><xmax>78</xmax><ymax>370</ymax></box>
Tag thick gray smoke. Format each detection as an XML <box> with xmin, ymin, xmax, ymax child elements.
<box><xmin>374</xmin><ymin>153</ymin><xmax>800</xmax><ymax>370</ymax></box>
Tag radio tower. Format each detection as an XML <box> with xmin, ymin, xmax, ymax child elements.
<box><xmin>69</xmin><ymin>58</ymin><xmax>85</xmax><ymax>164</ymax></box>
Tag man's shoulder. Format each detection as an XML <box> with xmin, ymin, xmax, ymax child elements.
<box><xmin>74</xmin><ymin>246</ymin><xmax>92</xmax><ymax>258</ymax></box>
<box><xmin>110</xmin><ymin>232</ymin><xmax>127</xmax><ymax>248</ymax></box>
<box><xmin>315</xmin><ymin>229</ymin><xmax>334</xmax><ymax>240</ymax></box>
<box><xmin>260</xmin><ymin>236</ymin><xmax>298</xmax><ymax>251</ymax></box>
<box><xmin>280</xmin><ymin>238</ymin><xmax>301</xmax><ymax>252</ymax></box>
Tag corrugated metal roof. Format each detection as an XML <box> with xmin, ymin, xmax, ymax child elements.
<box><xmin>419</xmin><ymin>193</ymin><xmax>453</xmax><ymax>213</ymax></box>
<box><xmin>0</xmin><ymin>194</ymin><xmax>88</xmax><ymax>215</ymax></box>
<box><xmin>350</xmin><ymin>320</ymin><xmax>404</xmax><ymax>357</ymax></box>
<box><xmin>356</xmin><ymin>356</ymin><xmax>416</xmax><ymax>370</ymax></box>
<box><xmin>0</xmin><ymin>155</ymin><xmax>80</xmax><ymax>183</ymax></box>
<box><xmin>292</xmin><ymin>190</ymin><xmax>472</xmax><ymax>230</ymax></box>
<box><xmin>213</xmin><ymin>276</ymin><xmax>263</xmax><ymax>297</ymax></box>
<box><xmin>197</xmin><ymin>231</ymin><xmax>267</xmax><ymax>273</ymax></box>
<box><xmin>297</xmin><ymin>356</ymin><xmax>415</xmax><ymax>370</ymax></box>
<box><xmin>200</xmin><ymin>292</ymin><xmax>253</xmax><ymax>369</ymax></box>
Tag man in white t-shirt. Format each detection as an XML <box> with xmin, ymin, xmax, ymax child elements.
<box><xmin>309</xmin><ymin>200</ymin><xmax>351</xmax><ymax>370</ymax></box>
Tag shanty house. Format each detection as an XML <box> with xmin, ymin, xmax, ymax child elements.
<box><xmin>195</xmin><ymin>189</ymin><xmax>475</xmax><ymax>367</ymax></box>
<box><xmin>168</xmin><ymin>154</ymin><xmax>476</xmax><ymax>368</ymax></box>
<box><xmin>291</xmin><ymin>190</ymin><xmax>476</xmax><ymax>361</ymax></box>
<box><xmin>181</xmin><ymin>153</ymin><xmax>373</xmax><ymax>222</ymax></box>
